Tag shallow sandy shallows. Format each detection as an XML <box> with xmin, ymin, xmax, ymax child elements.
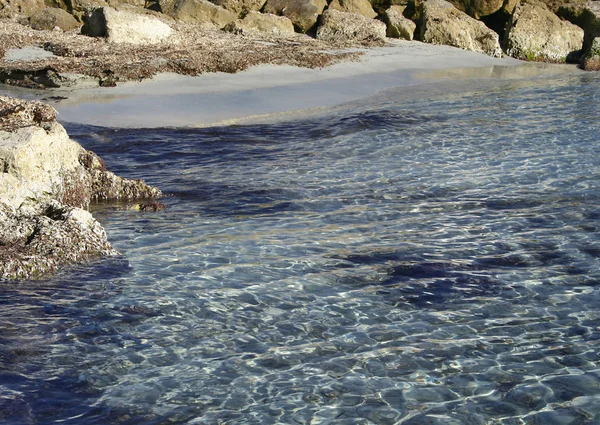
<box><xmin>1</xmin><ymin>40</ymin><xmax>582</xmax><ymax>128</ymax></box>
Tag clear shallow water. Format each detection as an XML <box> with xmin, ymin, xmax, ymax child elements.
<box><xmin>2</xmin><ymin>72</ymin><xmax>600</xmax><ymax>424</ymax></box>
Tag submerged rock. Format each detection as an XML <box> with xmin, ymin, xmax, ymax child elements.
<box><xmin>420</xmin><ymin>0</ymin><xmax>502</xmax><ymax>58</ymax></box>
<box><xmin>0</xmin><ymin>96</ymin><xmax>163</xmax><ymax>280</ymax></box>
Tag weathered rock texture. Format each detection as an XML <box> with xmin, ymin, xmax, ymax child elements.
<box><xmin>420</xmin><ymin>0</ymin><xmax>502</xmax><ymax>57</ymax></box>
<box><xmin>165</xmin><ymin>0</ymin><xmax>236</xmax><ymax>27</ymax></box>
<box><xmin>328</xmin><ymin>0</ymin><xmax>378</xmax><ymax>19</ymax></box>
<box><xmin>384</xmin><ymin>5</ymin><xmax>416</xmax><ymax>39</ymax></box>
<box><xmin>0</xmin><ymin>96</ymin><xmax>163</xmax><ymax>280</ymax></box>
<box><xmin>557</xmin><ymin>1</ymin><xmax>600</xmax><ymax>52</ymax></box>
<box><xmin>316</xmin><ymin>8</ymin><xmax>386</xmax><ymax>44</ymax></box>
<box><xmin>504</xmin><ymin>1</ymin><xmax>584</xmax><ymax>62</ymax></box>
<box><xmin>224</xmin><ymin>11</ymin><xmax>295</xmax><ymax>35</ymax></box>
<box><xmin>581</xmin><ymin>35</ymin><xmax>600</xmax><ymax>70</ymax></box>
<box><xmin>29</xmin><ymin>7</ymin><xmax>81</xmax><ymax>30</ymax></box>
<box><xmin>82</xmin><ymin>6</ymin><xmax>173</xmax><ymax>44</ymax></box>
<box><xmin>208</xmin><ymin>0</ymin><xmax>266</xmax><ymax>16</ymax></box>
<box><xmin>262</xmin><ymin>0</ymin><xmax>327</xmax><ymax>33</ymax></box>
<box><xmin>446</xmin><ymin>0</ymin><xmax>517</xmax><ymax>18</ymax></box>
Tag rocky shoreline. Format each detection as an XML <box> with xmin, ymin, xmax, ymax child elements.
<box><xmin>0</xmin><ymin>0</ymin><xmax>599</xmax><ymax>279</ymax></box>
<box><xmin>0</xmin><ymin>96</ymin><xmax>163</xmax><ymax>279</ymax></box>
<box><xmin>0</xmin><ymin>0</ymin><xmax>599</xmax><ymax>89</ymax></box>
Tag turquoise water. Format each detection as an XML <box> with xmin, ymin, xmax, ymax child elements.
<box><xmin>2</xmin><ymin>71</ymin><xmax>600</xmax><ymax>424</ymax></box>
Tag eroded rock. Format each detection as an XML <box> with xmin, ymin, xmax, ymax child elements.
<box><xmin>420</xmin><ymin>0</ymin><xmax>502</xmax><ymax>57</ymax></box>
<box><xmin>224</xmin><ymin>11</ymin><xmax>295</xmax><ymax>35</ymax></box>
<box><xmin>0</xmin><ymin>96</ymin><xmax>163</xmax><ymax>280</ymax></box>
<box><xmin>29</xmin><ymin>7</ymin><xmax>81</xmax><ymax>31</ymax></box>
<box><xmin>207</xmin><ymin>0</ymin><xmax>266</xmax><ymax>16</ymax></box>
<box><xmin>82</xmin><ymin>6</ymin><xmax>173</xmax><ymax>44</ymax></box>
<box><xmin>504</xmin><ymin>0</ymin><xmax>584</xmax><ymax>62</ymax></box>
<box><xmin>165</xmin><ymin>0</ymin><xmax>237</xmax><ymax>27</ymax></box>
<box><xmin>328</xmin><ymin>0</ymin><xmax>378</xmax><ymax>19</ymax></box>
<box><xmin>262</xmin><ymin>0</ymin><xmax>327</xmax><ymax>33</ymax></box>
<box><xmin>316</xmin><ymin>8</ymin><xmax>386</xmax><ymax>45</ymax></box>
<box><xmin>384</xmin><ymin>5</ymin><xmax>416</xmax><ymax>39</ymax></box>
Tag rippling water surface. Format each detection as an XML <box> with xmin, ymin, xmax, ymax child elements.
<box><xmin>2</xmin><ymin>72</ymin><xmax>600</xmax><ymax>424</ymax></box>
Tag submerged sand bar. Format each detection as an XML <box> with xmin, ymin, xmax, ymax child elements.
<box><xmin>1</xmin><ymin>41</ymin><xmax>582</xmax><ymax>128</ymax></box>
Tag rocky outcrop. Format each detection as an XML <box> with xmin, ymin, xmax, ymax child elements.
<box><xmin>504</xmin><ymin>1</ymin><xmax>584</xmax><ymax>62</ymax></box>
<box><xmin>328</xmin><ymin>0</ymin><xmax>378</xmax><ymax>19</ymax></box>
<box><xmin>581</xmin><ymin>36</ymin><xmax>600</xmax><ymax>70</ymax></box>
<box><xmin>262</xmin><ymin>0</ymin><xmax>327</xmax><ymax>33</ymax></box>
<box><xmin>81</xmin><ymin>6</ymin><xmax>173</xmax><ymax>44</ymax></box>
<box><xmin>420</xmin><ymin>0</ymin><xmax>502</xmax><ymax>57</ymax></box>
<box><xmin>29</xmin><ymin>7</ymin><xmax>81</xmax><ymax>30</ymax></box>
<box><xmin>0</xmin><ymin>96</ymin><xmax>163</xmax><ymax>280</ymax></box>
<box><xmin>316</xmin><ymin>8</ymin><xmax>386</xmax><ymax>44</ymax></box>
<box><xmin>208</xmin><ymin>0</ymin><xmax>266</xmax><ymax>16</ymax></box>
<box><xmin>224</xmin><ymin>11</ymin><xmax>295</xmax><ymax>35</ymax></box>
<box><xmin>383</xmin><ymin>5</ymin><xmax>416</xmax><ymax>39</ymax></box>
<box><xmin>164</xmin><ymin>0</ymin><xmax>236</xmax><ymax>27</ymax></box>
<box><xmin>557</xmin><ymin>1</ymin><xmax>600</xmax><ymax>52</ymax></box>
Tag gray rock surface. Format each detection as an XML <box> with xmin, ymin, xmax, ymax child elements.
<box><xmin>316</xmin><ymin>8</ymin><xmax>386</xmax><ymax>44</ymax></box>
<box><xmin>262</xmin><ymin>0</ymin><xmax>327</xmax><ymax>33</ymax></box>
<box><xmin>328</xmin><ymin>0</ymin><xmax>378</xmax><ymax>19</ymax></box>
<box><xmin>224</xmin><ymin>11</ymin><xmax>295</xmax><ymax>35</ymax></box>
<box><xmin>420</xmin><ymin>0</ymin><xmax>502</xmax><ymax>57</ymax></box>
<box><xmin>504</xmin><ymin>1</ymin><xmax>584</xmax><ymax>62</ymax></box>
<box><xmin>0</xmin><ymin>95</ymin><xmax>163</xmax><ymax>279</ymax></box>
<box><xmin>82</xmin><ymin>6</ymin><xmax>173</xmax><ymax>43</ymax></box>
<box><xmin>384</xmin><ymin>5</ymin><xmax>416</xmax><ymax>39</ymax></box>
<box><xmin>29</xmin><ymin>7</ymin><xmax>81</xmax><ymax>31</ymax></box>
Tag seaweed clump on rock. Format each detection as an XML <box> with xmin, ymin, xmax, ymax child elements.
<box><xmin>0</xmin><ymin>95</ymin><xmax>163</xmax><ymax>280</ymax></box>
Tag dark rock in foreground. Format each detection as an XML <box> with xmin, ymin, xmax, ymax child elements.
<box><xmin>0</xmin><ymin>95</ymin><xmax>163</xmax><ymax>280</ymax></box>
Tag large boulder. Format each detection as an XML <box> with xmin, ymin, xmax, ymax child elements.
<box><xmin>165</xmin><ymin>0</ymin><xmax>236</xmax><ymax>26</ymax></box>
<box><xmin>0</xmin><ymin>96</ymin><xmax>163</xmax><ymax>279</ymax></box>
<box><xmin>420</xmin><ymin>0</ymin><xmax>502</xmax><ymax>57</ymax></box>
<box><xmin>316</xmin><ymin>8</ymin><xmax>386</xmax><ymax>44</ymax></box>
<box><xmin>504</xmin><ymin>1</ymin><xmax>584</xmax><ymax>62</ymax></box>
<box><xmin>29</xmin><ymin>7</ymin><xmax>81</xmax><ymax>30</ymax></box>
<box><xmin>557</xmin><ymin>1</ymin><xmax>600</xmax><ymax>51</ymax></box>
<box><xmin>207</xmin><ymin>0</ymin><xmax>266</xmax><ymax>16</ymax></box>
<box><xmin>224</xmin><ymin>11</ymin><xmax>295</xmax><ymax>35</ymax></box>
<box><xmin>383</xmin><ymin>5</ymin><xmax>416</xmax><ymax>39</ymax></box>
<box><xmin>328</xmin><ymin>0</ymin><xmax>378</xmax><ymax>19</ymax></box>
<box><xmin>262</xmin><ymin>0</ymin><xmax>327</xmax><ymax>33</ymax></box>
<box><xmin>81</xmin><ymin>7</ymin><xmax>173</xmax><ymax>43</ymax></box>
